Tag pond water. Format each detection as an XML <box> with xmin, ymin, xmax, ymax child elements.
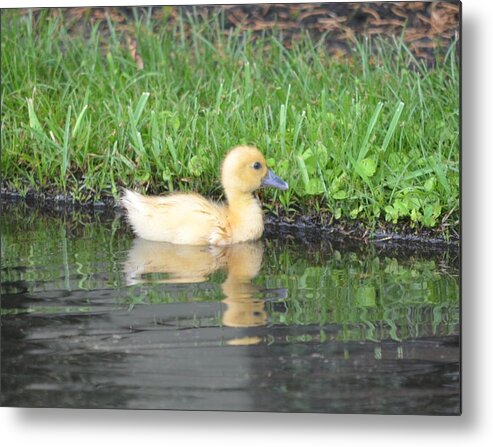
<box><xmin>1</xmin><ymin>202</ymin><xmax>460</xmax><ymax>414</ymax></box>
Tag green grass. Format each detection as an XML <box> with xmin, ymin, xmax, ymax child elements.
<box><xmin>1</xmin><ymin>9</ymin><xmax>460</xmax><ymax>234</ymax></box>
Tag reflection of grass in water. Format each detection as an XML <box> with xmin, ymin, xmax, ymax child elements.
<box><xmin>259</xmin><ymin>245</ymin><xmax>459</xmax><ymax>341</ymax></box>
<box><xmin>1</xmin><ymin>206</ymin><xmax>132</xmax><ymax>292</ymax></box>
<box><xmin>1</xmin><ymin>205</ymin><xmax>458</xmax><ymax>341</ymax></box>
<box><xmin>140</xmin><ymin>272</ymin><xmax>171</xmax><ymax>281</ymax></box>
<box><xmin>117</xmin><ymin>244</ymin><xmax>459</xmax><ymax>341</ymax></box>
<box><xmin>0</xmin><ymin>306</ymin><xmax>94</xmax><ymax>316</ymax></box>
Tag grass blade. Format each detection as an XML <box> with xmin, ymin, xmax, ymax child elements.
<box><xmin>358</xmin><ymin>101</ymin><xmax>383</xmax><ymax>162</ymax></box>
<box><xmin>133</xmin><ymin>92</ymin><xmax>150</xmax><ymax>123</ymax></box>
<box><xmin>72</xmin><ymin>104</ymin><xmax>88</xmax><ymax>138</ymax></box>
<box><xmin>62</xmin><ymin>105</ymin><xmax>72</xmax><ymax>179</ymax></box>
<box><xmin>27</xmin><ymin>98</ymin><xmax>42</xmax><ymax>131</ymax></box>
<box><xmin>381</xmin><ymin>101</ymin><xmax>404</xmax><ymax>153</ymax></box>
<box><xmin>296</xmin><ymin>155</ymin><xmax>309</xmax><ymax>186</ymax></box>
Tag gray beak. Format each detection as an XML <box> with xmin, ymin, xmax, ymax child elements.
<box><xmin>262</xmin><ymin>169</ymin><xmax>289</xmax><ymax>191</ymax></box>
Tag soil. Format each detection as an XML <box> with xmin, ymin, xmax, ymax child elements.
<box><xmin>34</xmin><ymin>2</ymin><xmax>460</xmax><ymax>64</ymax></box>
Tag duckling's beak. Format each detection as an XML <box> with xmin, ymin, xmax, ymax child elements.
<box><xmin>262</xmin><ymin>169</ymin><xmax>289</xmax><ymax>191</ymax></box>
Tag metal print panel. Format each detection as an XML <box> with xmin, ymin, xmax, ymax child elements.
<box><xmin>1</xmin><ymin>2</ymin><xmax>460</xmax><ymax>414</ymax></box>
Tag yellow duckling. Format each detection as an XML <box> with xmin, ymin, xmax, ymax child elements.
<box><xmin>122</xmin><ymin>145</ymin><xmax>288</xmax><ymax>245</ymax></box>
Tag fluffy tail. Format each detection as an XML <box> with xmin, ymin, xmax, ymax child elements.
<box><xmin>121</xmin><ymin>189</ymin><xmax>146</xmax><ymax>214</ymax></box>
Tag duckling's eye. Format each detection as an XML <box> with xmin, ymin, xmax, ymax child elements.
<box><xmin>252</xmin><ymin>161</ymin><xmax>262</xmax><ymax>170</ymax></box>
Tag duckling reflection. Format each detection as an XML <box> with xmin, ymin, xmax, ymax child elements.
<box><xmin>124</xmin><ymin>239</ymin><xmax>267</xmax><ymax>332</ymax></box>
<box><xmin>220</xmin><ymin>242</ymin><xmax>266</xmax><ymax>328</ymax></box>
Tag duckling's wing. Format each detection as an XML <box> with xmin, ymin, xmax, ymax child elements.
<box><xmin>122</xmin><ymin>189</ymin><xmax>231</xmax><ymax>245</ymax></box>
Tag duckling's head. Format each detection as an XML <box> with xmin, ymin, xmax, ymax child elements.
<box><xmin>221</xmin><ymin>146</ymin><xmax>288</xmax><ymax>197</ymax></box>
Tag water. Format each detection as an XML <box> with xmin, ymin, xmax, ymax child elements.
<box><xmin>1</xmin><ymin>202</ymin><xmax>460</xmax><ymax>414</ymax></box>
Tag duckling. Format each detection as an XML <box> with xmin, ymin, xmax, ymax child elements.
<box><xmin>122</xmin><ymin>146</ymin><xmax>288</xmax><ymax>245</ymax></box>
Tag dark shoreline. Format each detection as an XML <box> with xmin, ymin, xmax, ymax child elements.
<box><xmin>1</xmin><ymin>186</ymin><xmax>459</xmax><ymax>250</ymax></box>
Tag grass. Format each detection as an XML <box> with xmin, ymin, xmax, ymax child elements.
<box><xmin>1</xmin><ymin>8</ymin><xmax>460</xmax><ymax>234</ymax></box>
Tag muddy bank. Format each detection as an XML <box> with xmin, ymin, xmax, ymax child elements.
<box><xmin>1</xmin><ymin>186</ymin><xmax>459</xmax><ymax>249</ymax></box>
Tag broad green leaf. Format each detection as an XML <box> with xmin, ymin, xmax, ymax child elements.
<box><xmin>357</xmin><ymin>157</ymin><xmax>377</xmax><ymax>178</ymax></box>
<box><xmin>333</xmin><ymin>190</ymin><xmax>347</xmax><ymax>200</ymax></box>
<box><xmin>305</xmin><ymin>178</ymin><xmax>324</xmax><ymax>195</ymax></box>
